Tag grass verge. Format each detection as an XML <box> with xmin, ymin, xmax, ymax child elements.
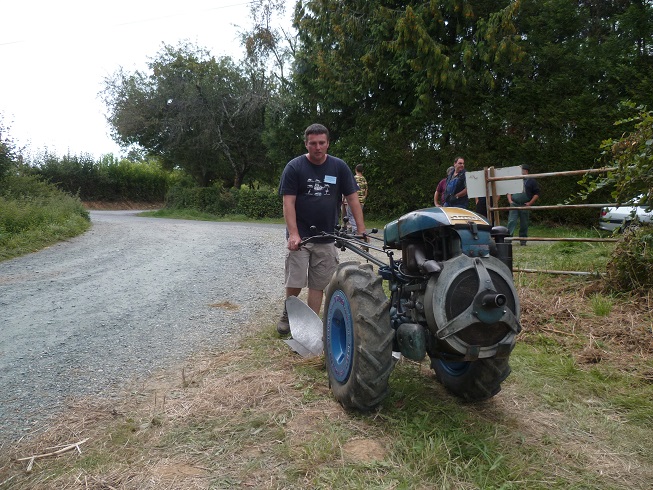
<box><xmin>0</xmin><ymin>176</ymin><xmax>90</xmax><ymax>262</ymax></box>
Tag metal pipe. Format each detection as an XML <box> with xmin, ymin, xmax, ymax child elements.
<box><xmin>338</xmin><ymin>240</ymin><xmax>389</xmax><ymax>268</ymax></box>
<box><xmin>492</xmin><ymin>203</ymin><xmax>614</xmax><ymax>211</ymax></box>
<box><xmin>513</xmin><ymin>268</ymin><xmax>605</xmax><ymax>276</ymax></box>
<box><xmin>506</xmin><ymin>237</ymin><xmax>618</xmax><ymax>243</ymax></box>
<box><xmin>488</xmin><ymin>167</ymin><xmax>616</xmax><ymax>182</ymax></box>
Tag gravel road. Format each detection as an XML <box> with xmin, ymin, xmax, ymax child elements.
<box><xmin>0</xmin><ymin>211</ymin><xmax>287</xmax><ymax>446</ymax></box>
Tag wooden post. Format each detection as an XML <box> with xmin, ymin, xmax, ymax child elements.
<box><xmin>487</xmin><ymin>166</ymin><xmax>500</xmax><ymax>226</ymax></box>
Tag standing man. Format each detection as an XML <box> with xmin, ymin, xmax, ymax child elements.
<box><xmin>433</xmin><ymin>166</ymin><xmax>454</xmax><ymax>206</ymax></box>
<box><xmin>345</xmin><ymin>164</ymin><xmax>368</xmax><ymax>233</ymax></box>
<box><xmin>443</xmin><ymin>157</ymin><xmax>469</xmax><ymax>208</ymax></box>
<box><xmin>277</xmin><ymin>124</ymin><xmax>365</xmax><ymax>335</ymax></box>
<box><xmin>507</xmin><ymin>164</ymin><xmax>540</xmax><ymax>246</ymax></box>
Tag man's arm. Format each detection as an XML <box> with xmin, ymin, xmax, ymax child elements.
<box><xmin>526</xmin><ymin>194</ymin><xmax>539</xmax><ymax>206</ymax></box>
<box><xmin>282</xmin><ymin>194</ymin><xmax>301</xmax><ymax>250</ymax></box>
<box><xmin>526</xmin><ymin>180</ymin><xmax>541</xmax><ymax>206</ymax></box>
<box><xmin>345</xmin><ymin>192</ymin><xmax>366</xmax><ymax>235</ymax></box>
<box><xmin>434</xmin><ymin>189</ymin><xmax>442</xmax><ymax>206</ymax></box>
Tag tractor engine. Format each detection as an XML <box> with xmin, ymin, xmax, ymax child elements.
<box><xmin>382</xmin><ymin>207</ymin><xmax>521</xmax><ymax>363</ymax></box>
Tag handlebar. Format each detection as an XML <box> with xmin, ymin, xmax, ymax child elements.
<box><xmin>297</xmin><ymin>226</ymin><xmax>389</xmax><ymax>269</ymax></box>
<box><xmin>299</xmin><ymin>226</ymin><xmax>379</xmax><ymax>248</ymax></box>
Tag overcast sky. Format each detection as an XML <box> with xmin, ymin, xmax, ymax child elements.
<box><xmin>1</xmin><ymin>0</ymin><xmax>293</xmax><ymax>159</ymax></box>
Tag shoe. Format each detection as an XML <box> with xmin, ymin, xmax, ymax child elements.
<box><xmin>520</xmin><ymin>241</ymin><xmax>527</xmax><ymax>246</ymax></box>
<box><xmin>277</xmin><ymin>307</ymin><xmax>290</xmax><ymax>335</ymax></box>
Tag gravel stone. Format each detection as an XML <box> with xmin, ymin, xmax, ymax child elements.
<box><xmin>0</xmin><ymin>211</ymin><xmax>287</xmax><ymax>445</ymax></box>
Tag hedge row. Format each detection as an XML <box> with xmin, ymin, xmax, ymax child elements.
<box><xmin>29</xmin><ymin>154</ymin><xmax>184</xmax><ymax>202</ymax></box>
<box><xmin>1</xmin><ymin>174</ymin><xmax>89</xmax><ymax>237</ymax></box>
<box><xmin>165</xmin><ymin>186</ymin><xmax>283</xmax><ymax>219</ymax></box>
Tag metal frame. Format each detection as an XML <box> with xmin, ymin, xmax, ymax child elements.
<box><xmin>480</xmin><ymin>166</ymin><xmax>619</xmax><ymax>275</ymax></box>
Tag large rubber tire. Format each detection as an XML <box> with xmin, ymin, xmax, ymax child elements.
<box><xmin>431</xmin><ymin>357</ymin><xmax>511</xmax><ymax>402</ymax></box>
<box><xmin>323</xmin><ymin>261</ymin><xmax>394</xmax><ymax>411</ymax></box>
<box><xmin>426</xmin><ymin>255</ymin><xmax>517</xmax><ymax>402</ymax></box>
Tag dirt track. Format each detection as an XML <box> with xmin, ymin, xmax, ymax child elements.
<box><xmin>0</xmin><ymin>211</ymin><xmax>287</xmax><ymax>445</ymax></box>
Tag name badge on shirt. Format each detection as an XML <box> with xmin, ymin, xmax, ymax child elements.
<box><xmin>324</xmin><ymin>175</ymin><xmax>337</xmax><ymax>184</ymax></box>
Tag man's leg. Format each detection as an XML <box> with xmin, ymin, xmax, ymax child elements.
<box><xmin>307</xmin><ymin>288</ymin><xmax>324</xmax><ymax>315</ymax></box>
<box><xmin>507</xmin><ymin>206</ymin><xmax>518</xmax><ymax>236</ymax></box>
<box><xmin>346</xmin><ymin>204</ymin><xmax>356</xmax><ymax>233</ymax></box>
<box><xmin>279</xmin><ymin>247</ymin><xmax>310</xmax><ymax>335</ymax></box>
<box><xmin>307</xmin><ymin>243</ymin><xmax>339</xmax><ymax>318</ymax></box>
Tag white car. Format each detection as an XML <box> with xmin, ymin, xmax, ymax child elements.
<box><xmin>599</xmin><ymin>200</ymin><xmax>653</xmax><ymax>232</ymax></box>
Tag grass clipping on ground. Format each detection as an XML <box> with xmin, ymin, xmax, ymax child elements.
<box><xmin>1</xmin><ymin>275</ymin><xmax>652</xmax><ymax>489</ymax></box>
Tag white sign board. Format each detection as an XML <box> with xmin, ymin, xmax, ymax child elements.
<box><xmin>466</xmin><ymin>166</ymin><xmax>524</xmax><ymax>199</ymax></box>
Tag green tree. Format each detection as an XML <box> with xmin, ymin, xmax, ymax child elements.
<box><xmin>286</xmin><ymin>0</ymin><xmax>653</xmax><ymax>220</ymax></box>
<box><xmin>290</xmin><ymin>0</ymin><xmax>525</xmax><ymax>215</ymax></box>
<box><xmin>240</xmin><ymin>0</ymin><xmax>306</xmax><ymax>181</ymax></box>
<box><xmin>0</xmin><ymin>116</ymin><xmax>19</xmax><ymax>181</ymax></box>
<box><xmin>490</xmin><ymin>0</ymin><xmax>653</xmax><ymax>219</ymax></box>
<box><xmin>579</xmin><ymin>104</ymin><xmax>653</xmax><ymax>207</ymax></box>
<box><xmin>101</xmin><ymin>42</ymin><xmax>272</xmax><ymax>187</ymax></box>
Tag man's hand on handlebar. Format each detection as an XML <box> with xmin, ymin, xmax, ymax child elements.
<box><xmin>290</xmin><ymin>227</ymin><xmax>378</xmax><ymax>251</ymax></box>
<box><xmin>287</xmin><ymin>232</ymin><xmax>302</xmax><ymax>251</ymax></box>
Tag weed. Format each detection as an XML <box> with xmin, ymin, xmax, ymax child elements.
<box><xmin>590</xmin><ymin>293</ymin><xmax>613</xmax><ymax>316</ymax></box>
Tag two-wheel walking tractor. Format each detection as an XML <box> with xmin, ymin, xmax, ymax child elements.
<box><xmin>309</xmin><ymin>206</ymin><xmax>521</xmax><ymax>411</ymax></box>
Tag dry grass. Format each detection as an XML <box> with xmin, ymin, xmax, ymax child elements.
<box><xmin>1</xmin><ymin>274</ymin><xmax>652</xmax><ymax>489</ymax></box>
<box><xmin>517</xmin><ymin>275</ymin><xmax>653</xmax><ymax>368</ymax></box>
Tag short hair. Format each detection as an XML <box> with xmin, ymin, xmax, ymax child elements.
<box><xmin>453</xmin><ymin>156</ymin><xmax>464</xmax><ymax>164</ymax></box>
<box><xmin>304</xmin><ymin>124</ymin><xmax>329</xmax><ymax>142</ymax></box>
<box><xmin>355</xmin><ymin>164</ymin><xmax>364</xmax><ymax>172</ymax></box>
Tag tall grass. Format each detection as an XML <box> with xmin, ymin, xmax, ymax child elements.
<box><xmin>0</xmin><ymin>174</ymin><xmax>90</xmax><ymax>261</ymax></box>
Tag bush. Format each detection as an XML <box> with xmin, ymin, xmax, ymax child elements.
<box><xmin>0</xmin><ymin>174</ymin><xmax>90</xmax><ymax>260</ymax></box>
<box><xmin>1</xmin><ymin>121</ymin><xmax>17</xmax><ymax>181</ymax></box>
<box><xmin>103</xmin><ymin>159</ymin><xmax>170</xmax><ymax>201</ymax></box>
<box><xmin>605</xmin><ymin>223</ymin><xmax>653</xmax><ymax>293</ymax></box>
<box><xmin>236</xmin><ymin>188</ymin><xmax>283</xmax><ymax>219</ymax></box>
<box><xmin>165</xmin><ymin>185</ymin><xmax>283</xmax><ymax>219</ymax></box>
<box><xmin>29</xmin><ymin>153</ymin><xmax>174</xmax><ymax>202</ymax></box>
<box><xmin>165</xmin><ymin>186</ymin><xmax>237</xmax><ymax>216</ymax></box>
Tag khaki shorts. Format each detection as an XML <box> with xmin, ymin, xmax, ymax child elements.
<box><xmin>285</xmin><ymin>242</ymin><xmax>339</xmax><ymax>290</ymax></box>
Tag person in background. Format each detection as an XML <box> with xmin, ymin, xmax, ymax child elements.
<box><xmin>443</xmin><ymin>157</ymin><xmax>469</xmax><ymax>208</ymax></box>
<box><xmin>507</xmin><ymin>164</ymin><xmax>540</xmax><ymax>246</ymax></box>
<box><xmin>344</xmin><ymin>164</ymin><xmax>368</xmax><ymax>233</ymax></box>
<box><xmin>277</xmin><ymin>123</ymin><xmax>365</xmax><ymax>335</ymax></box>
<box><xmin>434</xmin><ymin>166</ymin><xmax>454</xmax><ymax>206</ymax></box>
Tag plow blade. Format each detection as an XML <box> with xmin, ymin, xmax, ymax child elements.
<box><xmin>283</xmin><ymin>296</ymin><xmax>323</xmax><ymax>357</ymax></box>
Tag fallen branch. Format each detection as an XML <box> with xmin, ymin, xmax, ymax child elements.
<box><xmin>16</xmin><ymin>438</ymin><xmax>89</xmax><ymax>472</ymax></box>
